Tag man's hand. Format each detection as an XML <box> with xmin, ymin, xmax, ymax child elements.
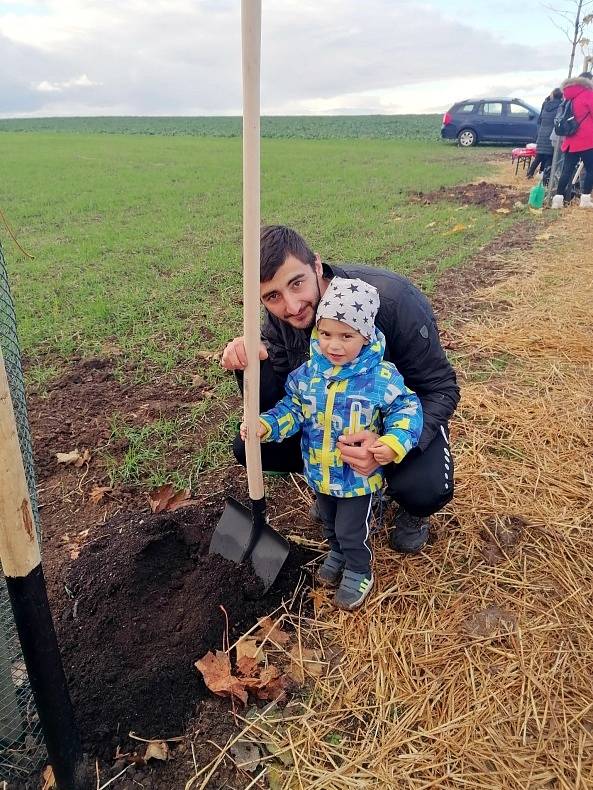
<box><xmin>337</xmin><ymin>430</ymin><xmax>380</xmax><ymax>476</ymax></box>
<box><xmin>221</xmin><ymin>336</ymin><xmax>268</xmax><ymax>371</ymax></box>
<box><xmin>370</xmin><ymin>440</ymin><xmax>397</xmax><ymax>466</ymax></box>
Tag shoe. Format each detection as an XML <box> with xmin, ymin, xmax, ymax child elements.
<box><xmin>551</xmin><ymin>194</ymin><xmax>564</xmax><ymax>209</ymax></box>
<box><xmin>316</xmin><ymin>550</ymin><xmax>345</xmax><ymax>587</ymax></box>
<box><xmin>388</xmin><ymin>508</ymin><xmax>430</xmax><ymax>554</ymax></box>
<box><xmin>333</xmin><ymin>570</ymin><xmax>374</xmax><ymax>610</ymax></box>
<box><xmin>579</xmin><ymin>194</ymin><xmax>593</xmax><ymax>208</ymax></box>
<box><xmin>309</xmin><ymin>501</ymin><xmax>322</xmax><ymax>524</ymax></box>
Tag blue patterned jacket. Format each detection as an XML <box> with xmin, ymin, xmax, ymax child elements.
<box><xmin>260</xmin><ymin>329</ymin><xmax>423</xmax><ymax>497</ymax></box>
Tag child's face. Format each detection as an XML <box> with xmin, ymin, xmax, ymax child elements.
<box><xmin>317</xmin><ymin>318</ymin><xmax>367</xmax><ymax>365</ymax></box>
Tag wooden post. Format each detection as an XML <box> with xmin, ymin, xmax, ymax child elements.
<box><xmin>0</xmin><ymin>347</ymin><xmax>88</xmax><ymax>789</ymax></box>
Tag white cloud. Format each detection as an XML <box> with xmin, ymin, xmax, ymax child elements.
<box><xmin>0</xmin><ymin>0</ymin><xmax>572</xmax><ymax>117</ymax></box>
<box><xmin>32</xmin><ymin>73</ymin><xmax>102</xmax><ymax>92</ymax></box>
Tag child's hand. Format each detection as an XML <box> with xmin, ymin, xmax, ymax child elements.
<box><xmin>240</xmin><ymin>420</ymin><xmax>267</xmax><ymax>440</ymax></box>
<box><xmin>370</xmin><ymin>440</ymin><xmax>396</xmax><ymax>465</ymax></box>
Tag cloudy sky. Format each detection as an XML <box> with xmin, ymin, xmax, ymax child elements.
<box><xmin>0</xmin><ymin>0</ymin><xmax>589</xmax><ymax>118</ymax></box>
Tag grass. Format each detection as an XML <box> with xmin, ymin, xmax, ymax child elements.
<box><xmin>0</xmin><ymin>114</ymin><xmax>443</xmax><ymax>139</ymax></box>
<box><xmin>2</xmin><ymin>132</ymin><xmax>514</xmax><ymax>372</ymax></box>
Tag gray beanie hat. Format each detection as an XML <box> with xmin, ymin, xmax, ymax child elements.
<box><xmin>316</xmin><ymin>277</ymin><xmax>380</xmax><ymax>340</ymax></box>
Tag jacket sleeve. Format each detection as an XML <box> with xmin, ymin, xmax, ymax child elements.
<box><xmin>380</xmin><ymin>287</ymin><xmax>460</xmax><ymax>452</ymax></box>
<box><xmin>259</xmin><ymin>370</ymin><xmax>305</xmax><ymax>443</ymax></box>
<box><xmin>376</xmin><ymin>367</ymin><xmax>424</xmax><ymax>462</ymax></box>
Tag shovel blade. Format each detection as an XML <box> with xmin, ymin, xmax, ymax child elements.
<box><xmin>209</xmin><ymin>497</ymin><xmax>290</xmax><ymax>592</ymax></box>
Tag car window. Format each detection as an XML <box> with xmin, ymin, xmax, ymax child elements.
<box><xmin>509</xmin><ymin>102</ymin><xmax>530</xmax><ymax>117</ymax></box>
<box><xmin>481</xmin><ymin>102</ymin><xmax>503</xmax><ymax>116</ymax></box>
<box><xmin>458</xmin><ymin>103</ymin><xmax>475</xmax><ymax>114</ymax></box>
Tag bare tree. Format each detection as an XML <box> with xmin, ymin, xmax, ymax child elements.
<box><xmin>545</xmin><ymin>0</ymin><xmax>593</xmax><ymax>76</ymax></box>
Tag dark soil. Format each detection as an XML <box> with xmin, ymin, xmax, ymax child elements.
<box><xmin>410</xmin><ymin>180</ymin><xmax>530</xmax><ymax>211</ymax></box>
<box><xmin>58</xmin><ymin>497</ymin><xmax>311</xmax><ymax>758</ymax></box>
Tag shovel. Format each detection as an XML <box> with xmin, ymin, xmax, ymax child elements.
<box><xmin>209</xmin><ymin>0</ymin><xmax>290</xmax><ymax>593</ymax></box>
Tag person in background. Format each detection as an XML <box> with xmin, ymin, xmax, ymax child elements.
<box><xmin>551</xmin><ymin>75</ymin><xmax>593</xmax><ymax>208</ymax></box>
<box><xmin>527</xmin><ymin>88</ymin><xmax>563</xmax><ymax>179</ymax></box>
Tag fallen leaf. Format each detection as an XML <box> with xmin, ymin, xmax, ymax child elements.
<box><xmin>230</xmin><ymin>740</ymin><xmax>261</xmax><ymax>772</ymax></box>
<box><xmin>425</xmin><ymin>221</ymin><xmax>437</xmax><ymax>228</ymax></box>
<box><xmin>196</xmin><ymin>350</ymin><xmax>220</xmax><ymax>362</ymax></box>
<box><xmin>236</xmin><ymin>656</ymin><xmax>259</xmax><ymax>677</ymax></box>
<box><xmin>89</xmin><ymin>485</ymin><xmax>112</xmax><ymax>505</ymax></box>
<box><xmin>144</xmin><ymin>741</ymin><xmax>170</xmax><ymax>761</ymax></box>
<box><xmin>289</xmin><ymin>646</ymin><xmax>324</xmax><ymax>682</ymax></box>
<box><xmin>148</xmin><ymin>484</ymin><xmax>198</xmax><ymax>513</ymax></box>
<box><xmin>461</xmin><ymin>606</ymin><xmax>517</xmax><ymax>638</ymax></box>
<box><xmin>56</xmin><ymin>448</ymin><xmax>91</xmax><ymax>467</ymax></box>
<box><xmin>236</xmin><ymin>637</ymin><xmax>264</xmax><ymax>664</ymax></box>
<box><xmin>195</xmin><ymin>650</ymin><xmax>248</xmax><ymax>705</ymax></box>
<box><xmin>254</xmin><ymin>617</ymin><xmax>291</xmax><ymax>646</ymax></box>
<box><xmin>42</xmin><ymin>765</ymin><xmax>56</xmax><ymax>789</ymax></box>
<box><xmin>495</xmin><ymin>207</ymin><xmax>511</xmax><ymax>214</ymax></box>
<box><xmin>191</xmin><ymin>373</ymin><xmax>207</xmax><ymax>388</ymax></box>
<box><xmin>442</xmin><ymin>223</ymin><xmax>468</xmax><ymax>236</ymax></box>
<box><xmin>535</xmin><ymin>232</ymin><xmax>552</xmax><ymax>241</ymax></box>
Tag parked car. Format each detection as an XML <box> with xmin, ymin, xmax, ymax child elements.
<box><xmin>441</xmin><ymin>98</ymin><xmax>540</xmax><ymax>146</ymax></box>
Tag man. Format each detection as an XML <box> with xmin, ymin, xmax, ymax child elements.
<box><xmin>221</xmin><ymin>225</ymin><xmax>460</xmax><ymax>553</ymax></box>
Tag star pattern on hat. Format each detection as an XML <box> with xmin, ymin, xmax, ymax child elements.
<box><xmin>353</xmin><ymin>302</ymin><xmax>363</xmax><ymax>312</ymax></box>
<box><xmin>316</xmin><ymin>276</ymin><xmax>379</xmax><ymax>340</ymax></box>
<box><xmin>335</xmin><ymin>311</ymin><xmax>346</xmax><ymax>321</ymax></box>
<box><xmin>348</xmin><ymin>284</ymin><xmax>359</xmax><ymax>292</ymax></box>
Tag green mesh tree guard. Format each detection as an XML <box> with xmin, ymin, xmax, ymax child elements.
<box><xmin>0</xmin><ymin>239</ymin><xmax>46</xmax><ymax>780</ymax></box>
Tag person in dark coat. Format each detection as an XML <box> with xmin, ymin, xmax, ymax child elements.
<box><xmin>527</xmin><ymin>88</ymin><xmax>563</xmax><ymax>178</ymax></box>
<box><xmin>222</xmin><ymin>225</ymin><xmax>460</xmax><ymax>555</ymax></box>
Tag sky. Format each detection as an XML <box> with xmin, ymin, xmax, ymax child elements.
<box><xmin>0</xmin><ymin>0</ymin><xmax>590</xmax><ymax>118</ymax></box>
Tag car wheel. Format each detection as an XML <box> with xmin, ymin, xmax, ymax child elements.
<box><xmin>457</xmin><ymin>128</ymin><xmax>477</xmax><ymax>147</ymax></box>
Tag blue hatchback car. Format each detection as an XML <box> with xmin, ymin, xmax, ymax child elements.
<box><xmin>441</xmin><ymin>97</ymin><xmax>540</xmax><ymax>146</ymax></box>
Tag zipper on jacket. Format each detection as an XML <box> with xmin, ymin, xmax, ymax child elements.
<box><xmin>320</xmin><ymin>379</ymin><xmax>346</xmax><ymax>491</ymax></box>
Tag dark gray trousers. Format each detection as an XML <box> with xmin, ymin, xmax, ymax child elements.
<box><xmin>315</xmin><ymin>493</ymin><xmax>372</xmax><ymax>575</ymax></box>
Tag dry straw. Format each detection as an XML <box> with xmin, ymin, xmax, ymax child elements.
<box><xmin>190</xmin><ymin>212</ymin><xmax>593</xmax><ymax>788</ymax></box>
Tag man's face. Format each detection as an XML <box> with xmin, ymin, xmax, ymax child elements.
<box><xmin>260</xmin><ymin>254</ymin><xmax>324</xmax><ymax>329</ymax></box>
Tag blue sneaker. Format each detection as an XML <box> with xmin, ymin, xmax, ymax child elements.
<box><xmin>316</xmin><ymin>550</ymin><xmax>345</xmax><ymax>587</ymax></box>
<box><xmin>334</xmin><ymin>570</ymin><xmax>374</xmax><ymax>610</ymax></box>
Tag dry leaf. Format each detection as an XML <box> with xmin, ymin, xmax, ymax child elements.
<box><xmin>236</xmin><ymin>656</ymin><xmax>259</xmax><ymax>677</ymax></box>
<box><xmin>236</xmin><ymin>637</ymin><xmax>264</xmax><ymax>664</ymax></box>
<box><xmin>495</xmin><ymin>207</ymin><xmax>511</xmax><ymax>214</ymax></box>
<box><xmin>42</xmin><ymin>765</ymin><xmax>56</xmax><ymax>789</ymax></box>
<box><xmin>89</xmin><ymin>485</ymin><xmax>112</xmax><ymax>505</ymax></box>
<box><xmin>191</xmin><ymin>373</ymin><xmax>207</xmax><ymax>388</ymax></box>
<box><xmin>148</xmin><ymin>484</ymin><xmax>198</xmax><ymax>514</ymax></box>
<box><xmin>195</xmin><ymin>650</ymin><xmax>248</xmax><ymax>705</ymax></box>
<box><xmin>253</xmin><ymin>616</ymin><xmax>291</xmax><ymax>645</ymax></box>
<box><xmin>196</xmin><ymin>350</ymin><xmax>220</xmax><ymax>362</ymax></box>
<box><xmin>442</xmin><ymin>223</ymin><xmax>468</xmax><ymax>236</ymax></box>
<box><xmin>425</xmin><ymin>221</ymin><xmax>437</xmax><ymax>228</ymax></box>
<box><xmin>289</xmin><ymin>646</ymin><xmax>324</xmax><ymax>682</ymax></box>
<box><xmin>56</xmin><ymin>448</ymin><xmax>91</xmax><ymax>467</ymax></box>
<box><xmin>144</xmin><ymin>741</ymin><xmax>170</xmax><ymax>761</ymax></box>
<box><xmin>535</xmin><ymin>232</ymin><xmax>552</xmax><ymax>241</ymax></box>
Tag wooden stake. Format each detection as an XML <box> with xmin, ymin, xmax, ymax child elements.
<box><xmin>0</xmin><ymin>346</ymin><xmax>88</xmax><ymax>789</ymax></box>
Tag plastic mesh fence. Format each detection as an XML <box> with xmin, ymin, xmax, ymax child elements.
<box><xmin>0</xmin><ymin>240</ymin><xmax>46</xmax><ymax>780</ymax></box>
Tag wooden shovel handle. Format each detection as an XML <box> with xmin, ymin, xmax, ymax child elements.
<box><xmin>241</xmin><ymin>0</ymin><xmax>264</xmax><ymax>501</ymax></box>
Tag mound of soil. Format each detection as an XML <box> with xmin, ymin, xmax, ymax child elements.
<box><xmin>55</xmin><ymin>497</ymin><xmax>312</xmax><ymax>760</ymax></box>
<box><xmin>411</xmin><ymin>181</ymin><xmax>528</xmax><ymax>210</ymax></box>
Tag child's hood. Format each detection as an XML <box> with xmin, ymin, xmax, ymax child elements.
<box><xmin>308</xmin><ymin>328</ymin><xmax>386</xmax><ymax>381</ymax></box>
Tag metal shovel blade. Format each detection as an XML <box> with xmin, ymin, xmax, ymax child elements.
<box><xmin>209</xmin><ymin>496</ymin><xmax>290</xmax><ymax>592</ymax></box>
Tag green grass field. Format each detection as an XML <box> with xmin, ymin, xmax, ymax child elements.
<box><xmin>0</xmin><ymin>124</ymin><xmax>528</xmax><ymax>485</ymax></box>
<box><xmin>2</xmin><ymin>131</ymin><xmax>516</xmax><ymax>371</ymax></box>
<box><xmin>0</xmin><ymin>114</ymin><xmax>442</xmax><ymax>139</ymax></box>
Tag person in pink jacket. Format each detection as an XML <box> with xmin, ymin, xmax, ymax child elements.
<box><xmin>551</xmin><ymin>74</ymin><xmax>593</xmax><ymax>209</ymax></box>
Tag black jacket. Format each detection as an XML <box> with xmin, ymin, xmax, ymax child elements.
<box><xmin>536</xmin><ymin>97</ymin><xmax>562</xmax><ymax>155</ymax></box>
<box><xmin>260</xmin><ymin>262</ymin><xmax>460</xmax><ymax>451</ymax></box>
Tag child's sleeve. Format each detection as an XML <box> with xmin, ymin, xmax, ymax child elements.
<box><xmin>259</xmin><ymin>369</ymin><xmax>305</xmax><ymax>443</ymax></box>
<box><xmin>377</xmin><ymin>365</ymin><xmax>424</xmax><ymax>463</ymax></box>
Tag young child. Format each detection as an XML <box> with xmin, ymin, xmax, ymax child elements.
<box><xmin>240</xmin><ymin>277</ymin><xmax>423</xmax><ymax>610</ymax></box>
